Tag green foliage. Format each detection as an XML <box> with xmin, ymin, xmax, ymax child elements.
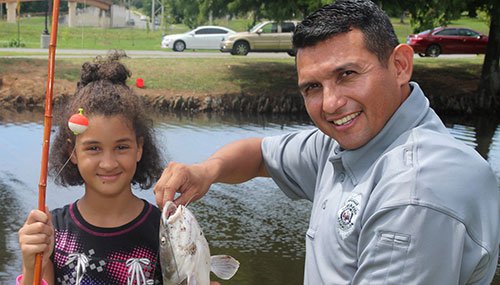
<box><xmin>406</xmin><ymin>0</ymin><xmax>466</xmax><ymax>32</ymax></box>
<box><xmin>6</xmin><ymin>39</ymin><xmax>26</xmax><ymax>48</ymax></box>
<box><xmin>166</xmin><ymin>0</ymin><xmax>202</xmax><ymax>28</ymax></box>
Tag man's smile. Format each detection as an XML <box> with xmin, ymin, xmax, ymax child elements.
<box><xmin>331</xmin><ymin>111</ymin><xmax>361</xmax><ymax>126</ymax></box>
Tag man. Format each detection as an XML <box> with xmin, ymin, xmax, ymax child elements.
<box><xmin>154</xmin><ymin>0</ymin><xmax>500</xmax><ymax>283</ymax></box>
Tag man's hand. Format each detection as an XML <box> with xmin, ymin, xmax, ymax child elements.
<box><xmin>154</xmin><ymin>162</ymin><xmax>213</xmax><ymax>208</ymax></box>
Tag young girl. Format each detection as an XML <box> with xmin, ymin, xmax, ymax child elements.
<box><xmin>18</xmin><ymin>52</ymin><xmax>164</xmax><ymax>285</ymax></box>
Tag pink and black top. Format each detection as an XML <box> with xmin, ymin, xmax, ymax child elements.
<box><xmin>50</xmin><ymin>199</ymin><xmax>162</xmax><ymax>285</ymax></box>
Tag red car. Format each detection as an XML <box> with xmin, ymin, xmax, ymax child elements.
<box><xmin>406</xmin><ymin>27</ymin><xmax>488</xmax><ymax>57</ymax></box>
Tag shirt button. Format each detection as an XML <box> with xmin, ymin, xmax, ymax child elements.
<box><xmin>338</xmin><ymin>172</ymin><xmax>346</xmax><ymax>182</ymax></box>
<box><xmin>322</xmin><ymin>199</ymin><xmax>328</xmax><ymax>209</ymax></box>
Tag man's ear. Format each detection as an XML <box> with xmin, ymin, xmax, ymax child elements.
<box><xmin>392</xmin><ymin>44</ymin><xmax>414</xmax><ymax>87</ymax></box>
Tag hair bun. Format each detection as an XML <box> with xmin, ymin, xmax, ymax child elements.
<box><xmin>77</xmin><ymin>50</ymin><xmax>130</xmax><ymax>88</ymax></box>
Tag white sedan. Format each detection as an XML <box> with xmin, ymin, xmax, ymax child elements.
<box><xmin>161</xmin><ymin>26</ymin><xmax>236</xmax><ymax>52</ymax></box>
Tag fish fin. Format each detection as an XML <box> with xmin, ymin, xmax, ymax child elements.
<box><xmin>210</xmin><ymin>255</ymin><xmax>240</xmax><ymax>280</ymax></box>
<box><xmin>187</xmin><ymin>274</ymin><xmax>196</xmax><ymax>285</ymax></box>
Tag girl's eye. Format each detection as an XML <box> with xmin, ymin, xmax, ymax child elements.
<box><xmin>86</xmin><ymin>146</ymin><xmax>99</xmax><ymax>152</ymax></box>
<box><xmin>117</xmin><ymin>145</ymin><xmax>130</xmax><ymax>150</ymax></box>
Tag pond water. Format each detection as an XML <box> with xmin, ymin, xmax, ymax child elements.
<box><xmin>0</xmin><ymin>109</ymin><xmax>499</xmax><ymax>284</ymax></box>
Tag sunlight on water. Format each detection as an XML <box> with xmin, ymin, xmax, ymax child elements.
<box><xmin>447</xmin><ymin>124</ymin><xmax>478</xmax><ymax>148</ymax></box>
<box><xmin>488</xmin><ymin>125</ymin><xmax>500</xmax><ymax>181</ymax></box>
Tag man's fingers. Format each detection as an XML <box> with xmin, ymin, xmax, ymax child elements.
<box><xmin>155</xmin><ymin>166</ymin><xmax>187</xmax><ymax>208</ymax></box>
<box><xmin>154</xmin><ymin>162</ymin><xmax>209</xmax><ymax>207</ymax></box>
<box><xmin>154</xmin><ymin>166</ymin><xmax>175</xmax><ymax>208</ymax></box>
<box><xmin>155</xmin><ymin>185</ymin><xmax>176</xmax><ymax>209</ymax></box>
<box><xmin>173</xmin><ymin>189</ymin><xmax>200</xmax><ymax>206</ymax></box>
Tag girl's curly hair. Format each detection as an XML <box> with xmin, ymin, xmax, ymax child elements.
<box><xmin>50</xmin><ymin>50</ymin><xmax>163</xmax><ymax>189</ymax></box>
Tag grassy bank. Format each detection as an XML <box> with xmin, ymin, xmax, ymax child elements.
<box><xmin>0</xmin><ymin>55</ymin><xmax>485</xmax><ymax>99</ymax></box>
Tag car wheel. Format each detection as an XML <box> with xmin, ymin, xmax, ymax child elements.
<box><xmin>425</xmin><ymin>44</ymin><xmax>440</xmax><ymax>57</ymax></box>
<box><xmin>173</xmin><ymin>40</ymin><xmax>186</xmax><ymax>52</ymax></box>
<box><xmin>232</xmin><ymin>41</ymin><xmax>249</xmax><ymax>56</ymax></box>
<box><xmin>287</xmin><ymin>50</ymin><xmax>296</xmax><ymax>57</ymax></box>
<box><xmin>418</xmin><ymin>53</ymin><xmax>426</xmax><ymax>57</ymax></box>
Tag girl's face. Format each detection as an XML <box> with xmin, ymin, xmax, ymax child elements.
<box><xmin>70</xmin><ymin>115</ymin><xmax>143</xmax><ymax>198</ymax></box>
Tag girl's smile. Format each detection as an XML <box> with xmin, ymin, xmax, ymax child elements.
<box><xmin>71</xmin><ymin>115</ymin><xmax>143</xmax><ymax>197</ymax></box>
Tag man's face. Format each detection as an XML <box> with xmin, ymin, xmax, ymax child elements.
<box><xmin>296</xmin><ymin>29</ymin><xmax>406</xmax><ymax>150</ymax></box>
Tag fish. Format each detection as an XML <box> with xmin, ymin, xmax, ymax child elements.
<box><xmin>159</xmin><ymin>201</ymin><xmax>240</xmax><ymax>285</ymax></box>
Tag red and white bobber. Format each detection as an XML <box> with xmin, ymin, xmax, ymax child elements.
<box><xmin>68</xmin><ymin>108</ymin><xmax>89</xmax><ymax>135</ymax></box>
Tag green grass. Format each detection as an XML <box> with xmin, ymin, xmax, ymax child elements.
<box><xmin>1</xmin><ymin>16</ymin><xmax>489</xmax><ymax>51</ymax></box>
<box><xmin>0</xmin><ymin>16</ymin><xmax>258</xmax><ymax>50</ymax></box>
<box><xmin>390</xmin><ymin>17</ymin><xmax>414</xmax><ymax>44</ymax></box>
<box><xmin>0</xmin><ymin>56</ymin><xmax>484</xmax><ymax>97</ymax></box>
<box><xmin>0</xmin><ymin>56</ymin><xmax>298</xmax><ymax>95</ymax></box>
<box><xmin>389</xmin><ymin>16</ymin><xmax>490</xmax><ymax>44</ymax></box>
<box><xmin>126</xmin><ymin>57</ymin><xmax>297</xmax><ymax>94</ymax></box>
<box><xmin>449</xmin><ymin>16</ymin><xmax>490</xmax><ymax>34</ymax></box>
<box><xmin>0</xmin><ymin>17</ymin><xmax>166</xmax><ymax>49</ymax></box>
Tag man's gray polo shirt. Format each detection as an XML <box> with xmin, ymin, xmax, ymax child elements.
<box><xmin>262</xmin><ymin>82</ymin><xmax>500</xmax><ymax>284</ymax></box>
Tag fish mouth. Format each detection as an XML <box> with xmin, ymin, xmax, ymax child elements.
<box><xmin>161</xmin><ymin>201</ymin><xmax>184</xmax><ymax>225</ymax></box>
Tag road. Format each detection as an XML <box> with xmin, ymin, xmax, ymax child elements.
<box><xmin>0</xmin><ymin>48</ymin><xmax>478</xmax><ymax>59</ymax></box>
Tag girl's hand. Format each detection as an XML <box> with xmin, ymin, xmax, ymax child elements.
<box><xmin>18</xmin><ymin>208</ymin><xmax>54</xmax><ymax>275</ymax></box>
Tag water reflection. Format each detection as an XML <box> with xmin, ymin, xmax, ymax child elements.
<box><xmin>0</xmin><ymin>180</ymin><xmax>26</xmax><ymax>280</ymax></box>
<box><xmin>0</xmin><ymin>109</ymin><xmax>499</xmax><ymax>284</ymax></box>
<box><xmin>488</xmin><ymin>125</ymin><xmax>500</xmax><ymax>179</ymax></box>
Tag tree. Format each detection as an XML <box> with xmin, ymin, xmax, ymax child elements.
<box><xmin>404</xmin><ymin>0</ymin><xmax>465</xmax><ymax>33</ymax></box>
<box><xmin>477</xmin><ymin>0</ymin><xmax>500</xmax><ymax>112</ymax></box>
<box><xmin>388</xmin><ymin>0</ymin><xmax>498</xmax><ymax>113</ymax></box>
<box><xmin>227</xmin><ymin>0</ymin><xmax>265</xmax><ymax>27</ymax></box>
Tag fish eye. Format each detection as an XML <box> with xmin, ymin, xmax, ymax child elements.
<box><xmin>160</xmin><ymin>236</ymin><xmax>166</xmax><ymax>245</ymax></box>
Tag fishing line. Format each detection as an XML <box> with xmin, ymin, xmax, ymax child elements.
<box><xmin>53</xmin><ymin>108</ymin><xmax>88</xmax><ymax>179</ymax></box>
<box><xmin>54</xmin><ymin>144</ymin><xmax>76</xmax><ymax>179</ymax></box>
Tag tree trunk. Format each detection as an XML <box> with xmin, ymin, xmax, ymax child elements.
<box><xmin>477</xmin><ymin>1</ymin><xmax>500</xmax><ymax>113</ymax></box>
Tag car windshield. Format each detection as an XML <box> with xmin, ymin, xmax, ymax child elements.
<box><xmin>417</xmin><ymin>29</ymin><xmax>431</xmax><ymax>35</ymax></box>
<box><xmin>249</xmin><ymin>22</ymin><xmax>267</xmax><ymax>33</ymax></box>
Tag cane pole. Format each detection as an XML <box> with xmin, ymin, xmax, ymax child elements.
<box><xmin>33</xmin><ymin>0</ymin><xmax>61</xmax><ymax>282</ymax></box>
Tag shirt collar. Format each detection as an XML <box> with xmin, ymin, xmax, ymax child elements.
<box><xmin>331</xmin><ymin>82</ymin><xmax>430</xmax><ymax>184</ymax></box>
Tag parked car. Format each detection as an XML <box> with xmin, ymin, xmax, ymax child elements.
<box><xmin>406</xmin><ymin>27</ymin><xmax>488</xmax><ymax>57</ymax></box>
<box><xmin>220</xmin><ymin>21</ymin><xmax>299</xmax><ymax>56</ymax></box>
<box><xmin>161</xmin><ymin>26</ymin><xmax>236</xmax><ymax>52</ymax></box>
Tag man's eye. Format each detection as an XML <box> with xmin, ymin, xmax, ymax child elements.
<box><xmin>341</xmin><ymin>70</ymin><xmax>356</xmax><ymax>78</ymax></box>
<box><xmin>303</xmin><ymin>83</ymin><xmax>321</xmax><ymax>95</ymax></box>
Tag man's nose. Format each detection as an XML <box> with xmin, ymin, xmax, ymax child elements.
<box><xmin>322</xmin><ymin>86</ymin><xmax>346</xmax><ymax>113</ymax></box>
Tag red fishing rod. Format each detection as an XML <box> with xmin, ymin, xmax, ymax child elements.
<box><xmin>34</xmin><ymin>0</ymin><xmax>61</xmax><ymax>282</ymax></box>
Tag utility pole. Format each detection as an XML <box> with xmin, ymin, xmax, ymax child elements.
<box><xmin>43</xmin><ymin>0</ymin><xmax>49</xmax><ymax>35</ymax></box>
<box><xmin>151</xmin><ymin>0</ymin><xmax>162</xmax><ymax>30</ymax></box>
